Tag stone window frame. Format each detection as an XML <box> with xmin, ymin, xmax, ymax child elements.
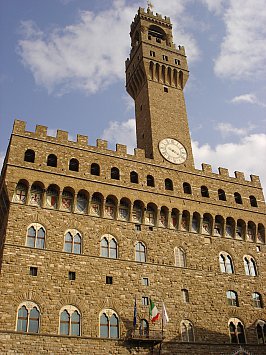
<box><xmin>252</xmin><ymin>292</ymin><xmax>263</xmax><ymax>308</ymax></box>
<box><xmin>99</xmin><ymin>309</ymin><xmax>120</xmax><ymax>339</ymax></box>
<box><xmin>181</xmin><ymin>289</ymin><xmax>189</xmax><ymax>303</ymax></box>
<box><xmin>243</xmin><ymin>255</ymin><xmax>257</xmax><ymax>276</ymax></box>
<box><xmin>26</xmin><ymin>223</ymin><xmax>46</xmax><ymax>249</ymax></box>
<box><xmin>24</xmin><ymin>149</ymin><xmax>35</xmax><ymax>163</ymax></box>
<box><xmin>135</xmin><ymin>241</ymin><xmax>146</xmax><ymax>262</ymax></box>
<box><xmin>226</xmin><ymin>290</ymin><xmax>239</xmax><ymax>307</ymax></box>
<box><xmin>13</xmin><ymin>180</ymin><xmax>28</xmax><ymax>204</ymax></box>
<box><xmin>16</xmin><ymin>301</ymin><xmax>40</xmax><ymax>333</ymax></box>
<box><xmin>63</xmin><ymin>229</ymin><xmax>82</xmax><ymax>254</ymax></box>
<box><xmin>47</xmin><ymin>153</ymin><xmax>57</xmax><ymax>167</ymax></box>
<box><xmin>256</xmin><ymin>320</ymin><xmax>266</xmax><ymax>344</ymax></box>
<box><xmin>219</xmin><ymin>252</ymin><xmax>234</xmax><ymax>274</ymax></box>
<box><xmin>59</xmin><ymin>305</ymin><xmax>81</xmax><ymax>336</ymax></box>
<box><xmin>100</xmin><ymin>234</ymin><xmax>118</xmax><ymax>259</ymax></box>
<box><xmin>228</xmin><ymin>318</ymin><xmax>246</xmax><ymax>344</ymax></box>
<box><xmin>180</xmin><ymin>319</ymin><xmax>195</xmax><ymax>342</ymax></box>
<box><xmin>175</xmin><ymin>247</ymin><xmax>186</xmax><ymax>268</ymax></box>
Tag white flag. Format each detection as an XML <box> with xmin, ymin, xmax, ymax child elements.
<box><xmin>162</xmin><ymin>302</ymin><xmax>169</xmax><ymax>326</ymax></box>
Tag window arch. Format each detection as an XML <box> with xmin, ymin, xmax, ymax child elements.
<box><xmin>165</xmin><ymin>178</ymin><xmax>173</xmax><ymax>191</ymax></box>
<box><xmin>244</xmin><ymin>256</ymin><xmax>257</xmax><ymax>276</ymax></box>
<box><xmin>69</xmin><ymin>158</ymin><xmax>79</xmax><ymax>172</ymax></box>
<box><xmin>181</xmin><ymin>289</ymin><xmax>189</xmax><ymax>303</ymax></box>
<box><xmin>139</xmin><ymin>319</ymin><xmax>149</xmax><ymax>337</ymax></box>
<box><xmin>24</xmin><ymin>149</ymin><xmax>35</xmax><ymax>163</ymax></box>
<box><xmin>13</xmin><ymin>181</ymin><xmax>28</xmax><ymax>204</ymax></box>
<box><xmin>159</xmin><ymin>206</ymin><xmax>168</xmax><ymax>228</ymax></box>
<box><xmin>26</xmin><ymin>223</ymin><xmax>45</xmax><ymax>249</ymax></box>
<box><xmin>170</xmin><ymin>208</ymin><xmax>178</xmax><ymax>229</ymax></box>
<box><xmin>256</xmin><ymin>320</ymin><xmax>266</xmax><ymax>344</ymax></box>
<box><xmin>16</xmin><ymin>302</ymin><xmax>40</xmax><ymax>333</ymax></box>
<box><xmin>246</xmin><ymin>221</ymin><xmax>255</xmax><ymax>241</ymax></box>
<box><xmin>175</xmin><ymin>247</ymin><xmax>186</xmax><ymax>267</ymax></box>
<box><xmin>100</xmin><ymin>310</ymin><xmax>119</xmax><ymax>338</ymax></box>
<box><xmin>202</xmin><ymin>213</ymin><xmax>212</xmax><ymax>235</ymax></box>
<box><xmin>132</xmin><ymin>200</ymin><xmax>143</xmax><ymax>224</ymax></box>
<box><xmin>91</xmin><ymin>192</ymin><xmax>103</xmax><ymax>216</ymax></box>
<box><xmin>228</xmin><ymin>318</ymin><xmax>246</xmax><ymax>344</ymax></box>
<box><xmin>105</xmin><ymin>196</ymin><xmax>117</xmax><ymax>219</ymax></box>
<box><xmin>218</xmin><ymin>189</ymin><xmax>226</xmax><ymax>201</ymax></box>
<box><xmin>64</xmin><ymin>230</ymin><xmax>82</xmax><ymax>254</ymax></box>
<box><xmin>183</xmin><ymin>182</ymin><xmax>192</xmax><ymax>194</ymax></box>
<box><xmin>181</xmin><ymin>320</ymin><xmax>194</xmax><ymax>342</ymax></box>
<box><xmin>257</xmin><ymin>223</ymin><xmax>265</xmax><ymax>243</ymax></box>
<box><xmin>29</xmin><ymin>183</ymin><xmax>43</xmax><ymax>207</ymax></box>
<box><xmin>148</xmin><ymin>25</ymin><xmax>166</xmax><ymax>41</ymax></box>
<box><xmin>145</xmin><ymin>203</ymin><xmax>156</xmax><ymax>226</ymax></box>
<box><xmin>214</xmin><ymin>215</ymin><xmax>224</xmax><ymax>236</ymax></box>
<box><xmin>111</xmin><ymin>167</ymin><xmax>120</xmax><ymax>180</ymax></box>
<box><xmin>249</xmin><ymin>195</ymin><xmax>258</xmax><ymax>207</ymax></box>
<box><xmin>234</xmin><ymin>192</ymin><xmax>242</xmax><ymax>204</ymax></box>
<box><xmin>201</xmin><ymin>185</ymin><xmax>209</xmax><ymax>197</ymax></box>
<box><xmin>47</xmin><ymin>154</ymin><xmax>57</xmax><ymax>167</ymax></box>
<box><xmin>59</xmin><ymin>305</ymin><xmax>81</xmax><ymax>336</ymax></box>
<box><xmin>91</xmin><ymin>163</ymin><xmax>100</xmax><ymax>176</ymax></box>
<box><xmin>76</xmin><ymin>190</ymin><xmax>88</xmax><ymax>213</ymax></box>
<box><xmin>219</xmin><ymin>252</ymin><xmax>234</xmax><ymax>273</ymax></box>
<box><xmin>252</xmin><ymin>292</ymin><xmax>263</xmax><ymax>308</ymax></box>
<box><xmin>191</xmin><ymin>212</ymin><xmax>200</xmax><ymax>233</ymax></box>
<box><xmin>46</xmin><ymin>184</ymin><xmax>59</xmax><ymax>209</ymax></box>
<box><xmin>181</xmin><ymin>210</ymin><xmax>189</xmax><ymax>231</ymax></box>
<box><xmin>226</xmin><ymin>290</ymin><xmax>238</xmax><ymax>307</ymax></box>
<box><xmin>225</xmin><ymin>217</ymin><xmax>235</xmax><ymax>238</ymax></box>
<box><xmin>130</xmin><ymin>171</ymin><xmax>139</xmax><ymax>183</ymax></box>
<box><xmin>147</xmin><ymin>175</ymin><xmax>155</xmax><ymax>187</ymax></box>
<box><xmin>135</xmin><ymin>242</ymin><xmax>146</xmax><ymax>262</ymax></box>
<box><xmin>101</xmin><ymin>234</ymin><xmax>118</xmax><ymax>259</ymax></box>
<box><xmin>61</xmin><ymin>188</ymin><xmax>74</xmax><ymax>212</ymax></box>
<box><xmin>118</xmin><ymin>198</ymin><xmax>130</xmax><ymax>221</ymax></box>
<box><xmin>236</xmin><ymin>219</ymin><xmax>245</xmax><ymax>240</ymax></box>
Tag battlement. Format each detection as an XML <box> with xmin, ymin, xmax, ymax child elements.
<box><xmin>131</xmin><ymin>7</ymin><xmax>172</xmax><ymax>33</ymax></box>
<box><xmin>12</xmin><ymin>120</ymin><xmax>262</xmax><ymax>188</ymax></box>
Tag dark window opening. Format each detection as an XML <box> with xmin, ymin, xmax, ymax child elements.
<box><xmin>130</xmin><ymin>171</ymin><xmax>139</xmax><ymax>184</ymax></box>
<box><xmin>218</xmin><ymin>189</ymin><xmax>226</xmax><ymax>201</ymax></box>
<box><xmin>29</xmin><ymin>267</ymin><xmax>38</xmax><ymax>276</ymax></box>
<box><xmin>69</xmin><ymin>158</ymin><xmax>79</xmax><ymax>172</ymax></box>
<box><xmin>24</xmin><ymin>149</ymin><xmax>35</xmax><ymax>163</ymax></box>
<box><xmin>234</xmin><ymin>192</ymin><xmax>242</xmax><ymax>204</ymax></box>
<box><xmin>175</xmin><ymin>59</ymin><xmax>180</xmax><ymax>65</ymax></box>
<box><xmin>69</xmin><ymin>271</ymin><xmax>76</xmax><ymax>281</ymax></box>
<box><xmin>111</xmin><ymin>167</ymin><xmax>120</xmax><ymax>180</ymax></box>
<box><xmin>106</xmin><ymin>276</ymin><xmax>113</xmax><ymax>285</ymax></box>
<box><xmin>91</xmin><ymin>163</ymin><xmax>100</xmax><ymax>176</ymax></box>
<box><xmin>135</xmin><ymin>224</ymin><xmax>141</xmax><ymax>231</ymax></box>
<box><xmin>183</xmin><ymin>182</ymin><xmax>192</xmax><ymax>194</ymax></box>
<box><xmin>149</xmin><ymin>226</ymin><xmax>153</xmax><ymax>231</ymax></box>
<box><xmin>165</xmin><ymin>178</ymin><xmax>173</xmax><ymax>190</ymax></box>
<box><xmin>201</xmin><ymin>186</ymin><xmax>209</xmax><ymax>198</ymax></box>
<box><xmin>164</xmin><ymin>86</ymin><xmax>168</xmax><ymax>93</ymax></box>
<box><xmin>148</xmin><ymin>25</ymin><xmax>166</xmax><ymax>41</ymax></box>
<box><xmin>249</xmin><ymin>195</ymin><xmax>258</xmax><ymax>207</ymax></box>
<box><xmin>47</xmin><ymin>154</ymin><xmax>57</xmax><ymax>167</ymax></box>
<box><xmin>147</xmin><ymin>175</ymin><xmax>155</xmax><ymax>187</ymax></box>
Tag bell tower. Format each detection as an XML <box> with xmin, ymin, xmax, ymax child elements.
<box><xmin>126</xmin><ymin>7</ymin><xmax>194</xmax><ymax>168</ymax></box>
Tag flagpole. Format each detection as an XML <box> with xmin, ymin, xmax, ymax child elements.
<box><xmin>161</xmin><ymin>301</ymin><xmax>164</xmax><ymax>338</ymax></box>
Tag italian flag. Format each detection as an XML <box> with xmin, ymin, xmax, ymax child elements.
<box><xmin>149</xmin><ymin>298</ymin><xmax>160</xmax><ymax>323</ymax></box>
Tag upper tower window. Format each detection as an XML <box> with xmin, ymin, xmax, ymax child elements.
<box><xmin>130</xmin><ymin>171</ymin><xmax>139</xmax><ymax>184</ymax></box>
<box><xmin>69</xmin><ymin>158</ymin><xmax>79</xmax><ymax>172</ymax></box>
<box><xmin>91</xmin><ymin>163</ymin><xmax>100</xmax><ymax>176</ymax></box>
<box><xmin>47</xmin><ymin>154</ymin><xmax>57</xmax><ymax>167</ymax></box>
<box><xmin>24</xmin><ymin>149</ymin><xmax>35</xmax><ymax>163</ymax></box>
<box><xmin>234</xmin><ymin>192</ymin><xmax>242</xmax><ymax>204</ymax></box>
<box><xmin>111</xmin><ymin>167</ymin><xmax>120</xmax><ymax>180</ymax></box>
<box><xmin>148</xmin><ymin>25</ymin><xmax>166</xmax><ymax>43</ymax></box>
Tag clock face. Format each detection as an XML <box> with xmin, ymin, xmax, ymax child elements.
<box><xmin>159</xmin><ymin>138</ymin><xmax>187</xmax><ymax>164</ymax></box>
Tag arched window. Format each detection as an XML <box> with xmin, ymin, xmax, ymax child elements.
<box><xmin>105</xmin><ymin>196</ymin><xmax>116</xmax><ymax>219</ymax></box>
<box><xmin>202</xmin><ymin>213</ymin><xmax>212</xmax><ymax>235</ymax></box>
<box><xmin>69</xmin><ymin>158</ymin><xmax>79</xmax><ymax>172</ymax></box>
<box><xmin>257</xmin><ymin>223</ymin><xmax>265</xmax><ymax>243</ymax></box>
<box><xmin>91</xmin><ymin>193</ymin><xmax>102</xmax><ymax>216</ymax></box>
<box><xmin>214</xmin><ymin>215</ymin><xmax>224</xmax><ymax>236</ymax></box>
<box><xmin>62</xmin><ymin>188</ymin><xmax>74</xmax><ymax>212</ymax></box>
<box><xmin>59</xmin><ymin>306</ymin><xmax>81</xmax><ymax>336</ymax></box>
<box><xmin>16</xmin><ymin>302</ymin><xmax>40</xmax><ymax>333</ymax></box>
<box><xmin>76</xmin><ymin>191</ymin><xmax>88</xmax><ymax>213</ymax></box>
<box><xmin>226</xmin><ymin>290</ymin><xmax>238</xmax><ymax>307</ymax></box>
<box><xmin>100</xmin><ymin>310</ymin><xmax>119</xmax><ymax>338</ymax></box>
<box><xmin>118</xmin><ymin>198</ymin><xmax>130</xmax><ymax>221</ymax></box>
<box><xmin>47</xmin><ymin>154</ymin><xmax>57</xmax><ymax>167</ymax></box>
<box><xmin>46</xmin><ymin>185</ymin><xmax>59</xmax><ymax>209</ymax></box>
<box><xmin>181</xmin><ymin>210</ymin><xmax>189</xmax><ymax>231</ymax></box>
<box><xmin>191</xmin><ymin>212</ymin><xmax>200</xmax><ymax>233</ymax></box>
<box><xmin>252</xmin><ymin>292</ymin><xmax>263</xmax><ymax>308</ymax></box>
<box><xmin>130</xmin><ymin>171</ymin><xmax>139</xmax><ymax>183</ymax></box>
<box><xmin>147</xmin><ymin>175</ymin><xmax>155</xmax><ymax>187</ymax></box>
<box><xmin>181</xmin><ymin>320</ymin><xmax>194</xmax><ymax>342</ymax></box>
<box><xmin>159</xmin><ymin>207</ymin><xmax>168</xmax><ymax>228</ymax></box>
<box><xmin>234</xmin><ymin>192</ymin><xmax>242</xmax><ymax>204</ymax></box>
<box><xmin>111</xmin><ymin>167</ymin><xmax>120</xmax><ymax>180</ymax></box>
<box><xmin>244</xmin><ymin>256</ymin><xmax>257</xmax><ymax>276</ymax></box>
<box><xmin>201</xmin><ymin>186</ymin><xmax>209</xmax><ymax>197</ymax></box>
<box><xmin>218</xmin><ymin>189</ymin><xmax>226</xmax><ymax>201</ymax></box>
<box><xmin>246</xmin><ymin>221</ymin><xmax>255</xmax><ymax>241</ymax></box>
<box><xmin>13</xmin><ymin>181</ymin><xmax>28</xmax><ymax>204</ymax></box>
<box><xmin>175</xmin><ymin>247</ymin><xmax>186</xmax><ymax>267</ymax></box>
<box><xmin>64</xmin><ymin>230</ymin><xmax>82</xmax><ymax>254</ymax></box>
<box><xmin>249</xmin><ymin>195</ymin><xmax>258</xmax><ymax>207</ymax></box>
<box><xmin>183</xmin><ymin>182</ymin><xmax>192</xmax><ymax>194</ymax></box>
<box><xmin>29</xmin><ymin>183</ymin><xmax>43</xmax><ymax>207</ymax></box>
<box><xmin>219</xmin><ymin>253</ymin><xmax>234</xmax><ymax>273</ymax></box>
<box><xmin>225</xmin><ymin>217</ymin><xmax>235</xmax><ymax>238</ymax></box>
<box><xmin>91</xmin><ymin>163</ymin><xmax>100</xmax><ymax>176</ymax></box>
<box><xmin>100</xmin><ymin>235</ymin><xmax>118</xmax><ymax>259</ymax></box>
<box><xmin>132</xmin><ymin>200</ymin><xmax>143</xmax><ymax>223</ymax></box>
<box><xmin>170</xmin><ymin>208</ymin><xmax>178</xmax><ymax>229</ymax></box>
<box><xmin>139</xmin><ymin>319</ymin><xmax>149</xmax><ymax>337</ymax></box>
<box><xmin>24</xmin><ymin>149</ymin><xmax>35</xmax><ymax>163</ymax></box>
<box><xmin>181</xmin><ymin>289</ymin><xmax>189</xmax><ymax>303</ymax></box>
<box><xmin>236</xmin><ymin>219</ymin><xmax>245</xmax><ymax>240</ymax></box>
<box><xmin>165</xmin><ymin>178</ymin><xmax>173</xmax><ymax>191</ymax></box>
<box><xmin>136</xmin><ymin>242</ymin><xmax>146</xmax><ymax>262</ymax></box>
<box><xmin>228</xmin><ymin>318</ymin><xmax>246</xmax><ymax>344</ymax></box>
<box><xmin>148</xmin><ymin>25</ymin><xmax>166</xmax><ymax>42</ymax></box>
<box><xmin>26</xmin><ymin>224</ymin><xmax>45</xmax><ymax>249</ymax></box>
<box><xmin>256</xmin><ymin>320</ymin><xmax>266</xmax><ymax>344</ymax></box>
<box><xmin>145</xmin><ymin>203</ymin><xmax>156</xmax><ymax>226</ymax></box>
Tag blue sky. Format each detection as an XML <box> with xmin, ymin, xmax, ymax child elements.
<box><xmin>0</xmin><ymin>0</ymin><xmax>266</xmax><ymax>191</ymax></box>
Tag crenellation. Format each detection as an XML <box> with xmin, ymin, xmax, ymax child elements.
<box><xmin>133</xmin><ymin>148</ymin><xmax>145</xmax><ymax>159</ymax></box>
<box><xmin>96</xmin><ymin>138</ymin><xmax>108</xmax><ymax>150</ymax></box>
<box><xmin>35</xmin><ymin>125</ymin><xmax>48</xmax><ymax>137</ymax></box>
<box><xmin>56</xmin><ymin>129</ymin><xmax>69</xmax><ymax>142</ymax></box>
<box><xmin>116</xmin><ymin>144</ymin><xmax>127</xmax><ymax>155</ymax></box>
<box><xmin>77</xmin><ymin>134</ymin><xmax>88</xmax><ymax>146</ymax></box>
<box><xmin>250</xmin><ymin>175</ymin><xmax>261</xmax><ymax>186</ymax></box>
<box><xmin>201</xmin><ymin>163</ymin><xmax>212</xmax><ymax>174</ymax></box>
<box><xmin>234</xmin><ymin>171</ymin><xmax>245</xmax><ymax>181</ymax></box>
<box><xmin>13</xmin><ymin>119</ymin><xmax>26</xmax><ymax>134</ymax></box>
<box><xmin>218</xmin><ymin>167</ymin><xmax>229</xmax><ymax>177</ymax></box>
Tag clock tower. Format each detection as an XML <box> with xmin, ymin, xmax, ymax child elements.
<box><xmin>126</xmin><ymin>7</ymin><xmax>194</xmax><ymax>168</ymax></box>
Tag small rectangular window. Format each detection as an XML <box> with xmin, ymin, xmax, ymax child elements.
<box><xmin>149</xmin><ymin>226</ymin><xmax>153</xmax><ymax>231</ymax></box>
<box><xmin>29</xmin><ymin>267</ymin><xmax>38</xmax><ymax>276</ymax></box>
<box><xmin>135</xmin><ymin>224</ymin><xmax>141</xmax><ymax>231</ymax></box>
<box><xmin>156</xmin><ymin>38</ymin><xmax>161</xmax><ymax>43</ymax></box>
<box><xmin>148</xmin><ymin>35</ymin><xmax>152</xmax><ymax>40</ymax></box>
<box><xmin>69</xmin><ymin>271</ymin><xmax>76</xmax><ymax>281</ymax></box>
<box><xmin>142</xmin><ymin>277</ymin><xmax>149</xmax><ymax>286</ymax></box>
<box><xmin>142</xmin><ymin>296</ymin><xmax>149</xmax><ymax>306</ymax></box>
<box><xmin>164</xmin><ymin>86</ymin><xmax>168</xmax><ymax>93</ymax></box>
<box><xmin>106</xmin><ymin>276</ymin><xmax>113</xmax><ymax>284</ymax></box>
<box><xmin>163</xmin><ymin>55</ymin><xmax>168</xmax><ymax>61</ymax></box>
<box><xmin>175</xmin><ymin>58</ymin><xmax>180</xmax><ymax>65</ymax></box>
<box><xmin>150</xmin><ymin>51</ymin><xmax>155</xmax><ymax>57</ymax></box>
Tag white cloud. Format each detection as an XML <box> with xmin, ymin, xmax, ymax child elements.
<box><xmin>201</xmin><ymin>0</ymin><xmax>226</xmax><ymax>15</ymax></box>
<box><xmin>0</xmin><ymin>152</ymin><xmax>4</xmax><ymax>171</ymax></box>
<box><xmin>17</xmin><ymin>0</ymin><xmax>200</xmax><ymax>95</ymax></box>
<box><xmin>101</xmin><ymin>118</ymin><xmax>136</xmax><ymax>153</ymax></box>
<box><xmin>192</xmin><ymin>134</ymin><xmax>266</xmax><ymax>191</ymax></box>
<box><xmin>214</xmin><ymin>0</ymin><xmax>266</xmax><ymax>80</ymax></box>
<box><xmin>231</xmin><ymin>93</ymin><xmax>266</xmax><ymax>107</ymax></box>
<box><xmin>215</xmin><ymin>122</ymin><xmax>255</xmax><ymax>137</ymax></box>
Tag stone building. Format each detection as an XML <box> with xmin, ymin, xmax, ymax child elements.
<box><xmin>0</xmin><ymin>7</ymin><xmax>265</xmax><ymax>355</ymax></box>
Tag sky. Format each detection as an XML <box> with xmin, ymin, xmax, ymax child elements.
<box><xmin>0</xmin><ymin>0</ymin><xmax>266</xmax><ymax>191</ymax></box>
